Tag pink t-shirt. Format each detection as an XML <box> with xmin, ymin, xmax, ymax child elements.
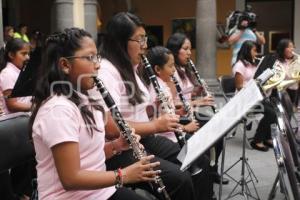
<box><xmin>0</xmin><ymin>62</ymin><xmax>32</xmax><ymax>114</ymax></box>
<box><xmin>148</xmin><ymin>77</ymin><xmax>177</xmax><ymax>142</ymax></box>
<box><xmin>98</xmin><ymin>59</ymin><xmax>151</xmax><ymax>123</ymax></box>
<box><xmin>32</xmin><ymin>94</ymin><xmax>115</xmax><ymax>200</ymax></box>
<box><xmin>173</xmin><ymin>70</ymin><xmax>194</xmax><ymax>101</ymax></box>
<box><xmin>232</xmin><ymin>60</ymin><xmax>257</xmax><ymax>87</ymax></box>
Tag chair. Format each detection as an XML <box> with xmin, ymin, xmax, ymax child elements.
<box><xmin>218</xmin><ymin>75</ymin><xmax>236</xmax><ymax>102</ymax></box>
<box><xmin>278</xmin><ymin>91</ymin><xmax>298</xmax><ymax>133</ymax></box>
<box><xmin>0</xmin><ymin>112</ymin><xmax>35</xmax><ymax>173</ymax></box>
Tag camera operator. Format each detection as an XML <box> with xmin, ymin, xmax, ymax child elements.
<box><xmin>228</xmin><ymin>5</ymin><xmax>265</xmax><ymax>66</ymax></box>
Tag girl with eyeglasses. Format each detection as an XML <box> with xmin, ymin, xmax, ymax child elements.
<box><xmin>30</xmin><ymin>27</ymin><xmax>160</xmax><ymax>200</ymax></box>
<box><xmin>97</xmin><ymin>12</ymin><xmax>206</xmax><ymax>200</ymax></box>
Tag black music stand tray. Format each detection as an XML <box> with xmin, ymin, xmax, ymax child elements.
<box><xmin>10</xmin><ymin>52</ymin><xmax>39</xmax><ymax>98</ymax></box>
<box><xmin>219</xmin><ymin>117</ymin><xmax>260</xmax><ymax>200</ymax></box>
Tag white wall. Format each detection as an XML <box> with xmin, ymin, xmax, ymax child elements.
<box><xmin>295</xmin><ymin>0</ymin><xmax>300</xmax><ymax>53</ymax></box>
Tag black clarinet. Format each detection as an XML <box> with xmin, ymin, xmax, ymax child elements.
<box><xmin>142</xmin><ymin>55</ymin><xmax>186</xmax><ymax>148</ymax></box>
<box><xmin>188</xmin><ymin>59</ymin><xmax>217</xmax><ymax>113</ymax></box>
<box><xmin>93</xmin><ymin>77</ymin><xmax>171</xmax><ymax>200</ymax></box>
<box><xmin>171</xmin><ymin>75</ymin><xmax>194</xmax><ymax>121</ymax></box>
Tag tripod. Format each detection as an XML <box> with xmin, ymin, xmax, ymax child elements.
<box><xmin>219</xmin><ymin>118</ymin><xmax>261</xmax><ymax>200</ymax></box>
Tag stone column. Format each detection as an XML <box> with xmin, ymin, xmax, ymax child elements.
<box><xmin>295</xmin><ymin>0</ymin><xmax>300</xmax><ymax>52</ymax></box>
<box><xmin>0</xmin><ymin>0</ymin><xmax>3</xmax><ymax>46</ymax></box>
<box><xmin>195</xmin><ymin>0</ymin><xmax>217</xmax><ymax>78</ymax></box>
<box><xmin>84</xmin><ymin>0</ymin><xmax>98</xmax><ymax>41</ymax></box>
<box><xmin>235</xmin><ymin>0</ymin><xmax>245</xmax><ymax>11</ymax></box>
<box><xmin>51</xmin><ymin>0</ymin><xmax>74</xmax><ymax>32</ymax></box>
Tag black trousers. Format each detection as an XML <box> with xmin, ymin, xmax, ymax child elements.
<box><xmin>254</xmin><ymin>101</ymin><xmax>277</xmax><ymax>143</ymax></box>
<box><xmin>287</xmin><ymin>88</ymin><xmax>299</xmax><ymax>106</ymax></box>
<box><xmin>106</xmin><ymin>135</ymin><xmax>212</xmax><ymax>200</ymax></box>
<box><xmin>108</xmin><ymin>188</ymin><xmax>149</xmax><ymax>200</ymax></box>
<box><xmin>0</xmin><ymin>171</ymin><xmax>18</xmax><ymax>200</ymax></box>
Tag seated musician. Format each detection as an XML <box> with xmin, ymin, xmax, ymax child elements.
<box><xmin>0</xmin><ymin>38</ymin><xmax>32</xmax><ymax>200</ymax></box>
<box><xmin>166</xmin><ymin>32</ymin><xmax>229</xmax><ymax>186</ymax></box>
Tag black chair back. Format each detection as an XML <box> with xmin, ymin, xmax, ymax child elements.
<box><xmin>218</xmin><ymin>75</ymin><xmax>236</xmax><ymax>102</ymax></box>
<box><xmin>0</xmin><ymin>113</ymin><xmax>35</xmax><ymax>173</ymax></box>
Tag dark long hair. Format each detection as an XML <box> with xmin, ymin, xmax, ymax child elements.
<box><xmin>30</xmin><ymin>27</ymin><xmax>102</xmax><ymax>135</ymax></box>
<box><xmin>276</xmin><ymin>38</ymin><xmax>293</xmax><ymax>62</ymax></box>
<box><xmin>99</xmin><ymin>12</ymin><xmax>145</xmax><ymax>105</ymax></box>
<box><xmin>166</xmin><ymin>33</ymin><xmax>196</xmax><ymax>85</ymax></box>
<box><xmin>0</xmin><ymin>38</ymin><xmax>28</xmax><ymax>72</ymax></box>
<box><xmin>236</xmin><ymin>40</ymin><xmax>257</xmax><ymax>66</ymax></box>
<box><xmin>141</xmin><ymin>46</ymin><xmax>172</xmax><ymax>86</ymax></box>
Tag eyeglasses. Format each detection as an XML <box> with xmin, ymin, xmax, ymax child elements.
<box><xmin>65</xmin><ymin>53</ymin><xmax>101</xmax><ymax>64</ymax></box>
<box><xmin>128</xmin><ymin>36</ymin><xmax>148</xmax><ymax>46</ymax></box>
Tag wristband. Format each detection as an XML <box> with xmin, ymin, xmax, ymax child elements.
<box><xmin>114</xmin><ymin>168</ymin><xmax>123</xmax><ymax>188</ymax></box>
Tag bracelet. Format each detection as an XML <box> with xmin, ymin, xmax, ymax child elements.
<box><xmin>114</xmin><ymin>168</ymin><xmax>123</xmax><ymax>188</ymax></box>
<box><xmin>111</xmin><ymin>140</ymin><xmax>121</xmax><ymax>155</ymax></box>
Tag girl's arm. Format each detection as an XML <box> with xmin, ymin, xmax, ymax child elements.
<box><xmin>3</xmin><ymin>89</ymin><xmax>31</xmax><ymax>112</ymax></box>
<box><xmin>51</xmin><ymin>142</ymin><xmax>159</xmax><ymax>190</ymax></box>
<box><xmin>105</xmin><ymin>110</ymin><xmax>180</xmax><ymax>138</ymax></box>
<box><xmin>234</xmin><ymin>72</ymin><xmax>244</xmax><ymax>91</ymax></box>
<box><xmin>255</xmin><ymin>31</ymin><xmax>266</xmax><ymax>45</ymax></box>
<box><xmin>128</xmin><ymin>114</ymin><xmax>179</xmax><ymax>136</ymax></box>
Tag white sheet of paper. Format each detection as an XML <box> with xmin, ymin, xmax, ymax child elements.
<box><xmin>178</xmin><ymin>80</ymin><xmax>264</xmax><ymax>171</ymax></box>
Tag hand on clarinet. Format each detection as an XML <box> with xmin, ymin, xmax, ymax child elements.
<box><xmin>122</xmin><ymin>155</ymin><xmax>161</xmax><ymax>183</ymax></box>
<box><xmin>192</xmin><ymin>96</ymin><xmax>215</xmax><ymax>107</ymax></box>
<box><xmin>115</xmin><ymin>129</ymin><xmax>144</xmax><ymax>151</ymax></box>
<box><xmin>154</xmin><ymin>113</ymin><xmax>180</xmax><ymax>132</ymax></box>
<box><xmin>182</xmin><ymin>120</ymin><xmax>200</xmax><ymax>133</ymax></box>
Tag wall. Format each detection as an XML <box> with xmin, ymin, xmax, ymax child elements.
<box><xmin>19</xmin><ymin>0</ymin><xmax>52</xmax><ymax>36</ymax></box>
<box><xmin>295</xmin><ymin>0</ymin><xmax>300</xmax><ymax>52</ymax></box>
<box><xmin>248</xmin><ymin>0</ymin><xmax>293</xmax><ymax>53</ymax></box>
<box><xmin>99</xmin><ymin>0</ymin><xmax>235</xmax><ymax>76</ymax></box>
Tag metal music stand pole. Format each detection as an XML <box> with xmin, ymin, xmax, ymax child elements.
<box><xmin>267</xmin><ymin>173</ymin><xmax>280</xmax><ymax>200</ymax></box>
<box><xmin>219</xmin><ymin>117</ymin><xmax>261</xmax><ymax>200</ymax></box>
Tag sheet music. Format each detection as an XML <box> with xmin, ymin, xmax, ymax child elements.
<box><xmin>178</xmin><ymin>80</ymin><xmax>264</xmax><ymax>171</ymax></box>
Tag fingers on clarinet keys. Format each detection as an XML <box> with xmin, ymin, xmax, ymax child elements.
<box><xmin>123</xmin><ymin>155</ymin><xmax>160</xmax><ymax>183</ymax></box>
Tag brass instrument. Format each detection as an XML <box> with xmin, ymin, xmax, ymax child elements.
<box><xmin>262</xmin><ymin>61</ymin><xmax>286</xmax><ymax>91</ymax></box>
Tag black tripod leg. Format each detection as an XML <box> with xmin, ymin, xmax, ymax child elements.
<box><xmin>268</xmin><ymin>172</ymin><xmax>279</xmax><ymax>200</ymax></box>
<box><xmin>219</xmin><ymin>136</ymin><xmax>227</xmax><ymax>200</ymax></box>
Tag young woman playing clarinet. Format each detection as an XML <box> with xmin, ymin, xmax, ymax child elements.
<box><xmin>166</xmin><ymin>33</ymin><xmax>229</xmax><ymax>187</ymax></box>
<box><xmin>97</xmin><ymin>12</ymin><xmax>214</xmax><ymax>200</ymax></box>
<box><xmin>30</xmin><ymin>27</ymin><xmax>160</xmax><ymax>200</ymax></box>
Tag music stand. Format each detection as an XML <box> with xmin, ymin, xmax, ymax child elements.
<box><xmin>177</xmin><ymin>80</ymin><xmax>264</xmax><ymax>199</ymax></box>
<box><xmin>219</xmin><ymin>116</ymin><xmax>260</xmax><ymax>200</ymax></box>
<box><xmin>10</xmin><ymin>50</ymin><xmax>39</xmax><ymax>98</ymax></box>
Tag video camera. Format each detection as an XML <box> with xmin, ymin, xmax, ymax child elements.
<box><xmin>225</xmin><ymin>5</ymin><xmax>257</xmax><ymax>35</ymax></box>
